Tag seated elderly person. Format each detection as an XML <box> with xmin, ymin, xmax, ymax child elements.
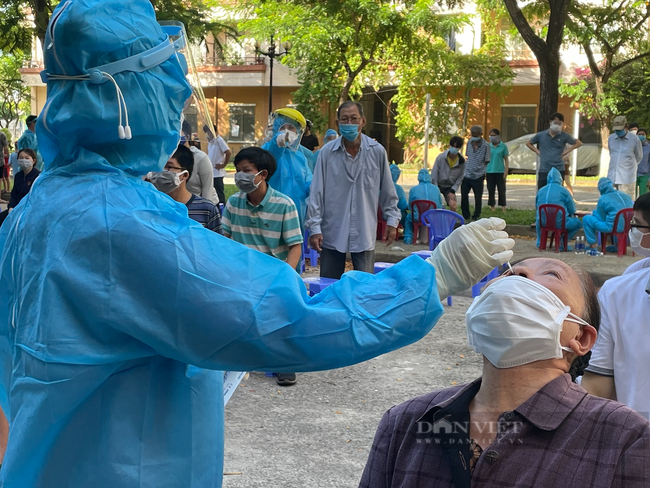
<box><xmin>535</xmin><ymin>167</ymin><xmax>582</xmax><ymax>250</ymax></box>
<box><xmin>583</xmin><ymin>177</ymin><xmax>634</xmax><ymax>251</ymax></box>
<box><xmin>360</xmin><ymin>257</ymin><xmax>650</xmax><ymax>488</ymax></box>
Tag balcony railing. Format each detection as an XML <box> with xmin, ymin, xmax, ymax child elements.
<box><xmin>200</xmin><ymin>54</ymin><xmax>265</xmax><ymax>68</ymax></box>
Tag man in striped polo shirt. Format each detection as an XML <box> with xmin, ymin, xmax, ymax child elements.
<box><xmin>222</xmin><ymin>147</ymin><xmax>303</xmax><ymax>386</ymax></box>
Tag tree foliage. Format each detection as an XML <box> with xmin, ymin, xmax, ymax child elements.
<box><xmin>230</xmin><ymin>0</ymin><xmax>512</xmax><ymax>143</ymax></box>
<box><xmin>561</xmin><ymin>0</ymin><xmax>650</xmax><ymax>145</ymax></box>
<box><xmin>0</xmin><ymin>50</ymin><xmax>31</xmax><ymax>129</ymax></box>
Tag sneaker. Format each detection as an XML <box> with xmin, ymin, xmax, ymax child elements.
<box><xmin>276</xmin><ymin>373</ymin><xmax>297</xmax><ymax>386</ymax></box>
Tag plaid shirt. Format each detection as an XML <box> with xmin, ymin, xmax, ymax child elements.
<box><xmin>360</xmin><ymin>374</ymin><xmax>650</xmax><ymax>488</ymax></box>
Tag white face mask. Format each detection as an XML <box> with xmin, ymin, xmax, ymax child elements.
<box><xmin>629</xmin><ymin>227</ymin><xmax>650</xmax><ymax>257</ymax></box>
<box><xmin>549</xmin><ymin>123</ymin><xmax>562</xmax><ymax>134</ymax></box>
<box><xmin>466</xmin><ymin>275</ymin><xmax>590</xmax><ymax>368</ymax></box>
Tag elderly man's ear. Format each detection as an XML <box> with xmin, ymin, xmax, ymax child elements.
<box><xmin>567</xmin><ymin>325</ymin><xmax>598</xmax><ymax>357</ymax></box>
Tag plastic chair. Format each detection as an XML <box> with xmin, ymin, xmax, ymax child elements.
<box><xmin>302</xmin><ymin>277</ymin><xmax>338</xmax><ymax>296</ymax></box>
<box><xmin>471</xmin><ymin>267</ymin><xmax>501</xmax><ymax>297</ymax></box>
<box><xmin>420</xmin><ymin>209</ymin><xmax>465</xmax><ymax>251</ymax></box>
<box><xmin>599</xmin><ymin>208</ymin><xmax>634</xmax><ymax>257</ymax></box>
<box><xmin>538</xmin><ymin>204</ymin><xmax>568</xmax><ymax>253</ymax></box>
<box><xmin>374</xmin><ymin>262</ymin><xmax>395</xmax><ymax>274</ymax></box>
<box><xmin>218</xmin><ymin>203</ymin><xmax>225</xmax><ymax>215</ymax></box>
<box><xmin>302</xmin><ymin>229</ymin><xmax>320</xmax><ymax>267</ymax></box>
<box><xmin>410</xmin><ymin>200</ymin><xmax>437</xmax><ymax>244</ymax></box>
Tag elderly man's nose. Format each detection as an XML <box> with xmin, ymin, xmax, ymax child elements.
<box><xmin>512</xmin><ymin>266</ymin><xmax>530</xmax><ymax>278</ymax></box>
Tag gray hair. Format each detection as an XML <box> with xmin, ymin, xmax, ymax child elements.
<box><xmin>337</xmin><ymin>101</ymin><xmax>364</xmax><ymax>119</ymax></box>
<box><xmin>470</xmin><ymin>125</ymin><xmax>483</xmax><ymax>134</ymax></box>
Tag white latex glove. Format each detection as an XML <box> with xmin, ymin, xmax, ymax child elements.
<box><xmin>427</xmin><ymin>218</ymin><xmax>515</xmax><ymax>301</ymax></box>
<box><xmin>276</xmin><ymin>131</ymin><xmax>288</xmax><ymax>147</ymax></box>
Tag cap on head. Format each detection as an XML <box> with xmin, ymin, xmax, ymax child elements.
<box><xmin>612</xmin><ymin>115</ymin><xmax>627</xmax><ymax>131</ymax></box>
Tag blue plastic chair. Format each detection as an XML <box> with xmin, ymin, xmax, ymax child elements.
<box><xmin>302</xmin><ymin>229</ymin><xmax>320</xmax><ymax>268</ymax></box>
<box><xmin>302</xmin><ymin>277</ymin><xmax>338</xmax><ymax>296</ymax></box>
<box><xmin>421</xmin><ymin>209</ymin><xmax>465</xmax><ymax>251</ymax></box>
<box><xmin>471</xmin><ymin>267</ymin><xmax>500</xmax><ymax>297</ymax></box>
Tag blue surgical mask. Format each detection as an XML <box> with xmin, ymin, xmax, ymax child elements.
<box><xmin>616</xmin><ymin>130</ymin><xmax>627</xmax><ymax>138</ymax></box>
<box><xmin>338</xmin><ymin>124</ymin><xmax>360</xmax><ymax>142</ymax></box>
<box><xmin>471</xmin><ymin>136</ymin><xmax>482</xmax><ymax>142</ymax></box>
<box><xmin>449</xmin><ymin>147</ymin><xmax>459</xmax><ymax>155</ymax></box>
<box><xmin>639</xmin><ymin>135</ymin><xmax>647</xmax><ymax>142</ymax></box>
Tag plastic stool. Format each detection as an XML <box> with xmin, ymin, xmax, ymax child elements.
<box><xmin>302</xmin><ymin>277</ymin><xmax>338</xmax><ymax>296</ymax></box>
<box><xmin>411</xmin><ymin>250</ymin><xmax>433</xmax><ymax>260</ymax></box>
<box><xmin>374</xmin><ymin>262</ymin><xmax>395</xmax><ymax>274</ymax></box>
<box><xmin>471</xmin><ymin>267</ymin><xmax>500</xmax><ymax>297</ymax></box>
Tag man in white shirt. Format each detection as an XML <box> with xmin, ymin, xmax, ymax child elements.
<box><xmin>204</xmin><ymin>126</ymin><xmax>231</xmax><ymax>205</ymax></box>
<box><xmin>306</xmin><ymin>101</ymin><xmax>400</xmax><ymax>279</ymax></box>
<box><xmin>607</xmin><ymin>115</ymin><xmax>643</xmax><ymax>199</ymax></box>
<box><xmin>582</xmin><ymin>192</ymin><xmax>650</xmax><ymax>417</ymax></box>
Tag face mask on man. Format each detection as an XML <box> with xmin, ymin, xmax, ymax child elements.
<box><xmin>490</xmin><ymin>135</ymin><xmax>500</xmax><ymax>144</ymax></box>
<box><xmin>629</xmin><ymin>227</ymin><xmax>650</xmax><ymax>257</ymax></box>
<box><xmin>449</xmin><ymin>147</ymin><xmax>460</xmax><ymax>155</ymax></box>
<box><xmin>630</xmin><ymin>128</ymin><xmax>638</xmax><ymax>135</ymax></box>
<box><xmin>615</xmin><ymin>130</ymin><xmax>627</xmax><ymax>138</ymax></box>
<box><xmin>549</xmin><ymin>123</ymin><xmax>562</xmax><ymax>134</ymax></box>
<box><xmin>465</xmin><ymin>275</ymin><xmax>591</xmax><ymax>368</ymax></box>
<box><xmin>277</xmin><ymin>130</ymin><xmax>298</xmax><ymax>148</ymax></box>
<box><xmin>149</xmin><ymin>170</ymin><xmax>187</xmax><ymax>194</ymax></box>
<box><xmin>17</xmin><ymin>158</ymin><xmax>33</xmax><ymax>172</ymax></box>
<box><xmin>471</xmin><ymin>136</ymin><xmax>482</xmax><ymax>142</ymax></box>
<box><xmin>234</xmin><ymin>171</ymin><xmax>263</xmax><ymax>194</ymax></box>
<box><xmin>338</xmin><ymin>124</ymin><xmax>360</xmax><ymax>142</ymax></box>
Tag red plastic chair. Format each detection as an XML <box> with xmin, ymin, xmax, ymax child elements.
<box><xmin>538</xmin><ymin>204</ymin><xmax>568</xmax><ymax>253</ymax></box>
<box><xmin>410</xmin><ymin>200</ymin><xmax>437</xmax><ymax>243</ymax></box>
<box><xmin>600</xmin><ymin>208</ymin><xmax>634</xmax><ymax>257</ymax></box>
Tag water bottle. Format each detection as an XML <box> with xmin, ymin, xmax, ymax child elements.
<box><xmin>575</xmin><ymin>236</ymin><xmax>581</xmax><ymax>255</ymax></box>
<box><xmin>578</xmin><ymin>236</ymin><xmax>586</xmax><ymax>254</ymax></box>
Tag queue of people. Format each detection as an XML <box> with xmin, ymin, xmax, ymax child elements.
<box><xmin>1</xmin><ymin>2</ymin><xmax>649</xmax><ymax>486</ymax></box>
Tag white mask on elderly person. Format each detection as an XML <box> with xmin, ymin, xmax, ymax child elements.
<box><xmin>629</xmin><ymin>227</ymin><xmax>650</xmax><ymax>257</ymax></box>
<box><xmin>465</xmin><ymin>275</ymin><xmax>591</xmax><ymax>368</ymax></box>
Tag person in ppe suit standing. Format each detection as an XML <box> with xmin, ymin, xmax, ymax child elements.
<box><xmin>404</xmin><ymin>168</ymin><xmax>444</xmax><ymax>245</ymax></box>
<box><xmin>0</xmin><ymin>1</ymin><xmax>515</xmax><ymax>487</ymax></box>
<box><xmin>262</xmin><ymin>108</ymin><xmax>313</xmax><ymax>232</ymax></box>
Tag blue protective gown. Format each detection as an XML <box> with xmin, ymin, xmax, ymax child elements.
<box><xmin>583</xmin><ymin>177</ymin><xmax>634</xmax><ymax>244</ymax></box>
<box><xmin>299</xmin><ymin>144</ymin><xmax>317</xmax><ymax>173</ymax></box>
<box><xmin>390</xmin><ymin>163</ymin><xmax>408</xmax><ymax>224</ymax></box>
<box><xmin>262</xmin><ymin>120</ymin><xmax>313</xmax><ymax>232</ymax></box>
<box><xmin>535</xmin><ymin>167</ymin><xmax>582</xmax><ymax>247</ymax></box>
<box><xmin>0</xmin><ymin>1</ymin><xmax>445</xmax><ymax>487</ymax></box>
<box><xmin>15</xmin><ymin>128</ymin><xmax>44</xmax><ymax>171</ymax></box>
<box><xmin>404</xmin><ymin>168</ymin><xmax>444</xmax><ymax>244</ymax></box>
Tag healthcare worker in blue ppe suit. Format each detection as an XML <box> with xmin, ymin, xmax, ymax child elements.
<box><xmin>390</xmin><ymin>163</ymin><xmax>409</xmax><ymax>225</ymax></box>
<box><xmin>0</xmin><ymin>1</ymin><xmax>515</xmax><ymax>487</ymax></box>
<box><xmin>535</xmin><ymin>167</ymin><xmax>582</xmax><ymax>249</ymax></box>
<box><xmin>404</xmin><ymin>168</ymin><xmax>444</xmax><ymax>244</ymax></box>
<box><xmin>262</xmin><ymin>108</ymin><xmax>313</xmax><ymax>232</ymax></box>
<box><xmin>583</xmin><ymin>177</ymin><xmax>634</xmax><ymax>249</ymax></box>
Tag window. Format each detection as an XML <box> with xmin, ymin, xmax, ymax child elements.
<box><xmin>228</xmin><ymin>104</ymin><xmax>256</xmax><ymax>143</ymax></box>
<box><xmin>500</xmin><ymin>105</ymin><xmax>536</xmax><ymax>142</ymax></box>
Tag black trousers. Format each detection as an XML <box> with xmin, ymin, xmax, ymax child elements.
<box><xmin>319</xmin><ymin>247</ymin><xmax>375</xmax><ymax>279</ymax></box>
<box><xmin>213</xmin><ymin>177</ymin><xmax>225</xmax><ymax>205</ymax></box>
<box><xmin>486</xmin><ymin>173</ymin><xmax>507</xmax><ymax>207</ymax></box>
<box><xmin>537</xmin><ymin>170</ymin><xmax>564</xmax><ymax>190</ymax></box>
<box><xmin>460</xmin><ymin>176</ymin><xmax>484</xmax><ymax>220</ymax></box>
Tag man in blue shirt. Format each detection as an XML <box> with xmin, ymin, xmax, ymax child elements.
<box><xmin>527</xmin><ymin>113</ymin><xmax>582</xmax><ymax>190</ymax></box>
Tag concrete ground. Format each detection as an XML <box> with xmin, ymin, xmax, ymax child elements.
<box><xmin>223</xmin><ymin>296</ymin><xmax>480</xmax><ymax>488</ymax></box>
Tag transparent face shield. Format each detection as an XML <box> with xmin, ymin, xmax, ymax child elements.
<box><xmin>264</xmin><ymin>112</ymin><xmax>305</xmax><ymax>151</ymax></box>
<box><xmin>160</xmin><ymin>21</ymin><xmax>215</xmax><ymax>151</ymax></box>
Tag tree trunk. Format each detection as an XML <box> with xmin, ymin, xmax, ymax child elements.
<box><xmin>536</xmin><ymin>56</ymin><xmax>561</xmax><ymax>132</ymax></box>
<box><xmin>339</xmin><ymin>77</ymin><xmax>354</xmax><ymax>104</ymax></box>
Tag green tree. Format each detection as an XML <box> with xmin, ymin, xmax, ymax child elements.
<box><xmin>561</xmin><ymin>0</ymin><xmax>650</xmax><ymax>149</ymax></box>
<box><xmin>0</xmin><ymin>51</ymin><xmax>31</xmax><ymax>130</ymax></box>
